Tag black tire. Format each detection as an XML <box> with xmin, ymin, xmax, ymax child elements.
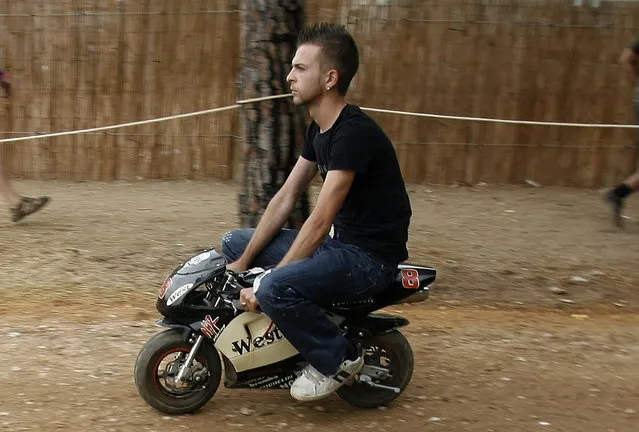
<box><xmin>134</xmin><ymin>329</ymin><xmax>222</xmax><ymax>415</ymax></box>
<box><xmin>337</xmin><ymin>330</ymin><xmax>414</xmax><ymax>409</ymax></box>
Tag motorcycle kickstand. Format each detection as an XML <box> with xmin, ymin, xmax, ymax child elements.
<box><xmin>175</xmin><ymin>334</ymin><xmax>204</xmax><ymax>382</ymax></box>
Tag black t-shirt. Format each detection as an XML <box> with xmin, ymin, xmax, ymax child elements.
<box><xmin>301</xmin><ymin>104</ymin><xmax>412</xmax><ymax>265</ymax></box>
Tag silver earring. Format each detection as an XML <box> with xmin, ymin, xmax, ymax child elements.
<box><xmin>326</xmin><ymin>86</ymin><xmax>330</xmax><ymax>91</ymax></box>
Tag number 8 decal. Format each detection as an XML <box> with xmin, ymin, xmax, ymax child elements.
<box><xmin>401</xmin><ymin>269</ymin><xmax>419</xmax><ymax>289</ymax></box>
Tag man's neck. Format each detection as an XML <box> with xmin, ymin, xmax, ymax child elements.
<box><xmin>309</xmin><ymin>95</ymin><xmax>347</xmax><ymax>133</ymax></box>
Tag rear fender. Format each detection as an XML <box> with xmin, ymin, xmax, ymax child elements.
<box><xmin>343</xmin><ymin>313</ymin><xmax>409</xmax><ymax>339</ymax></box>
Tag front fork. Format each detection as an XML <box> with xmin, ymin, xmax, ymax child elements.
<box><xmin>175</xmin><ymin>334</ymin><xmax>205</xmax><ymax>382</ymax></box>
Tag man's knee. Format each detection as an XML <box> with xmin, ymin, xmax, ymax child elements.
<box><xmin>221</xmin><ymin>229</ymin><xmax>250</xmax><ymax>261</ymax></box>
<box><xmin>255</xmin><ymin>274</ymin><xmax>299</xmax><ymax>315</ymax></box>
<box><xmin>220</xmin><ymin>230</ymin><xmax>236</xmax><ymax>256</ymax></box>
<box><xmin>254</xmin><ymin>274</ymin><xmax>278</xmax><ymax>308</ymax></box>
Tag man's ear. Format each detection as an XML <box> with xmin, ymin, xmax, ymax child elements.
<box><xmin>325</xmin><ymin>69</ymin><xmax>339</xmax><ymax>91</ymax></box>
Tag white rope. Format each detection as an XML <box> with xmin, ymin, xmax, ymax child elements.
<box><xmin>1</xmin><ymin>92</ymin><xmax>638</xmax><ymax>146</ymax></box>
<box><xmin>359</xmin><ymin>106</ymin><xmax>639</xmax><ymax>129</ymax></box>
<box><xmin>0</xmin><ymin>10</ymin><xmax>241</xmax><ymax>17</ymax></box>
<box><xmin>0</xmin><ymin>93</ymin><xmax>292</xmax><ymax>144</ymax></box>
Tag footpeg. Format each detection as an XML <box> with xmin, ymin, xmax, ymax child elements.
<box><xmin>358</xmin><ymin>374</ymin><xmax>400</xmax><ymax>393</ymax></box>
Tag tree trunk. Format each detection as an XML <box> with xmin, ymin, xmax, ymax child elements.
<box><xmin>238</xmin><ymin>0</ymin><xmax>309</xmax><ymax>228</ymax></box>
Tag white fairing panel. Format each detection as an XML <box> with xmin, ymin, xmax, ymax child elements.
<box><xmin>215</xmin><ymin>312</ymin><xmax>299</xmax><ymax>372</ymax></box>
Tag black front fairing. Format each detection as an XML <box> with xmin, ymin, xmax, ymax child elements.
<box><xmin>156</xmin><ymin>248</ymin><xmax>229</xmax><ymax>320</ymax></box>
<box><xmin>174</xmin><ymin>248</ymin><xmax>227</xmax><ymax>277</ymax></box>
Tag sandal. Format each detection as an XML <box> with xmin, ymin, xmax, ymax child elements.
<box><xmin>10</xmin><ymin>196</ymin><xmax>51</xmax><ymax>223</ymax></box>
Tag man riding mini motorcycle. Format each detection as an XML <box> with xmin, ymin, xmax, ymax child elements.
<box><xmin>222</xmin><ymin>23</ymin><xmax>413</xmax><ymax>402</ymax></box>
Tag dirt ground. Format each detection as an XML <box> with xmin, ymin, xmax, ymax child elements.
<box><xmin>1</xmin><ymin>180</ymin><xmax>638</xmax><ymax>432</ymax></box>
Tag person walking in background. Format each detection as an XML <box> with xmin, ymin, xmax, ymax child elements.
<box><xmin>605</xmin><ymin>36</ymin><xmax>639</xmax><ymax>227</ymax></box>
<box><xmin>0</xmin><ymin>70</ymin><xmax>50</xmax><ymax>222</ymax></box>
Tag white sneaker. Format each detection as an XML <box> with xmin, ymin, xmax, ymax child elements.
<box><xmin>290</xmin><ymin>357</ymin><xmax>364</xmax><ymax>402</ymax></box>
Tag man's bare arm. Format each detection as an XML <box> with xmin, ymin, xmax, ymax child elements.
<box><xmin>277</xmin><ymin>169</ymin><xmax>355</xmax><ymax>267</ymax></box>
<box><xmin>228</xmin><ymin>157</ymin><xmax>318</xmax><ymax>271</ymax></box>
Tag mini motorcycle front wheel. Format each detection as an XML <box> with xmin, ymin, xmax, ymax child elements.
<box><xmin>134</xmin><ymin>329</ymin><xmax>222</xmax><ymax>415</ymax></box>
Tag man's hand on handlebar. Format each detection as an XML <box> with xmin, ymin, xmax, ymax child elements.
<box><xmin>226</xmin><ymin>260</ymin><xmax>248</xmax><ymax>274</ymax></box>
<box><xmin>239</xmin><ymin>287</ymin><xmax>260</xmax><ymax>312</ymax></box>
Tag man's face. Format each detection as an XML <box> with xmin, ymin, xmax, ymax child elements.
<box><xmin>286</xmin><ymin>44</ymin><xmax>326</xmax><ymax>106</ymax></box>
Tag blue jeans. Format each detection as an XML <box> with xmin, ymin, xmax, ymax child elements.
<box><xmin>221</xmin><ymin>228</ymin><xmax>397</xmax><ymax>376</ymax></box>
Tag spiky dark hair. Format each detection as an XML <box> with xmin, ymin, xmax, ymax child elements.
<box><xmin>297</xmin><ymin>23</ymin><xmax>359</xmax><ymax>95</ymax></box>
